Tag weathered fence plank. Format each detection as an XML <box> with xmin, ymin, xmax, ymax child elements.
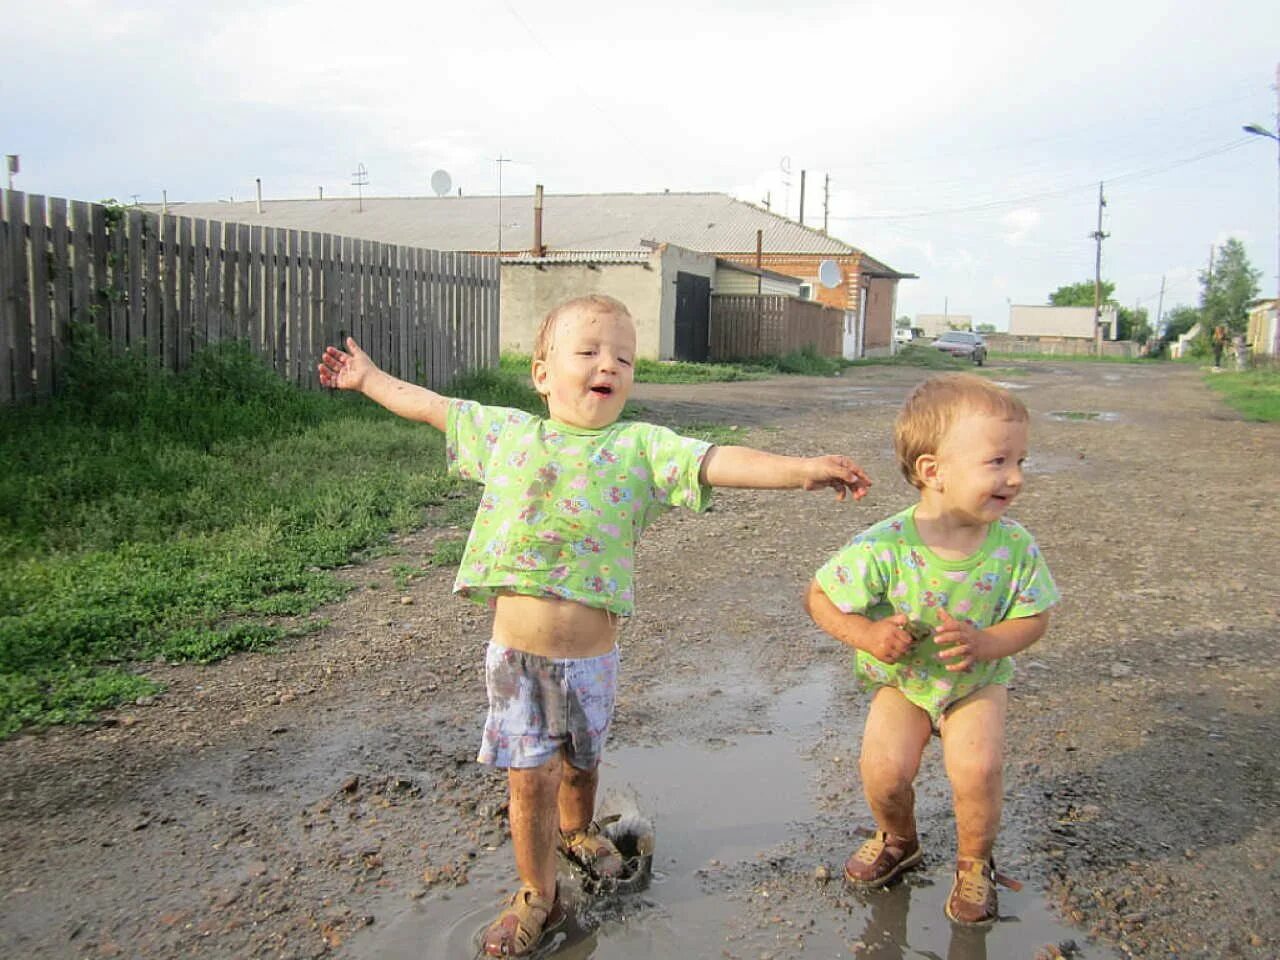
<box><xmin>28</xmin><ymin>194</ymin><xmax>51</xmax><ymax>397</ymax></box>
<box><xmin>48</xmin><ymin>197</ymin><xmax>70</xmax><ymax>383</ymax></box>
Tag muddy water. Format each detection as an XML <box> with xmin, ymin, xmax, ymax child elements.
<box><xmin>349</xmin><ymin>669</ymin><xmax>1118</xmax><ymax>960</ymax></box>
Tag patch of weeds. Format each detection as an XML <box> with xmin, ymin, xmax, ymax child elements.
<box><xmin>391</xmin><ymin>563</ymin><xmax>432</xmax><ymax>590</ymax></box>
<box><xmin>848</xmin><ymin>345</ymin><xmax>965</xmax><ymax>369</ymax></box>
<box><xmin>1205</xmin><ymin>368</ymin><xmax>1280</xmax><ymax>422</ymax></box>
<box><xmin>427</xmin><ymin>539</ymin><xmax>467</xmax><ymax>568</ymax></box>
<box><xmin>0</xmin><ymin>666</ymin><xmax>160</xmax><ymax>738</ymax></box>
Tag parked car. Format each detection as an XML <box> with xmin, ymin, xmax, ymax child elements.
<box><xmin>930</xmin><ymin>330</ymin><xmax>987</xmax><ymax>365</ymax></box>
<box><xmin>894</xmin><ymin>326</ymin><xmax>914</xmax><ymax>344</ymax></box>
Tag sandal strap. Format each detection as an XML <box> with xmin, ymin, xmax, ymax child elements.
<box><xmin>482</xmin><ymin>884</ymin><xmax>558</xmax><ymax>957</ymax></box>
<box><xmin>956</xmin><ymin>857</ymin><xmax>1023</xmax><ymax>892</ymax></box>
<box><xmin>853</xmin><ymin>829</ymin><xmax>917</xmax><ymax>864</ymax></box>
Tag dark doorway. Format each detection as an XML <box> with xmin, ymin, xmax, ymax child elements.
<box><xmin>674</xmin><ymin>272</ymin><xmax>710</xmax><ymax>362</ymax></box>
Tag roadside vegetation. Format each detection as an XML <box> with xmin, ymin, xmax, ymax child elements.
<box><xmin>1205</xmin><ymin>367</ymin><xmax>1280</xmax><ymax>422</ymax></box>
<box><xmin>0</xmin><ymin>332</ymin><xmax>757</xmax><ymax>736</ymax></box>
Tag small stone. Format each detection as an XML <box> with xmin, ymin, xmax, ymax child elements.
<box><xmin>814</xmin><ymin>864</ymin><xmax>831</xmax><ymax>883</ymax></box>
<box><xmin>399</xmin><ymin>596</ymin><xmax>414</xmax><ymax>605</ymax></box>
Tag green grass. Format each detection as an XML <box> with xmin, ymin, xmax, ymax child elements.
<box><xmin>0</xmin><ymin>329</ymin><xmax>545</xmax><ymax>737</ymax></box>
<box><xmin>847</xmin><ymin>344</ymin><xmax>968</xmax><ymax>369</ymax></box>
<box><xmin>1205</xmin><ymin>367</ymin><xmax>1280</xmax><ymax>422</ymax></box>
<box><xmin>4</xmin><ymin>331</ymin><xmax>775</xmax><ymax>737</ymax></box>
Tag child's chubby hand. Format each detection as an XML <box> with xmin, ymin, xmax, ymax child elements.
<box><xmin>318</xmin><ymin>337</ymin><xmax>376</xmax><ymax>391</ymax></box>
<box><xmin>933</xmin><ymin>608</ymin><xmax>989</xmax><ymax>673</ymax></box>
<box><xmin>863</xmin><ymin>613</ymin><xmax>915</xmax><ymax>663</ymax></box>
<box><xmin>801</xmin><ymin>455</ymin><xmax>872</xmax><ymax>501</ymax></box>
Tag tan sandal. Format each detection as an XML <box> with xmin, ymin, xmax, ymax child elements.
<box><xmin>944</xmin><ymin>857</ymin><xmax>1022</xmax><ymax>927</ymax></box>
<box><xmin>559</xmin><ymin>817</ymin><xmax>624</xmax><ymax>882</ymax></box>
<box><xmin>481</xmin><ymin>884</ymin><xmax>564</xmax><ymax>957</ymax></box>
<box><xmin>843</xmin><ymin>828</ymin><xmax>923</xmax><ymax>887</ymax></box>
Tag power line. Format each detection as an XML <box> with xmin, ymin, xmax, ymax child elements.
<box><xmin>828</xmin><ymin>138</ymin><xmax>1255</xmax><ymax>224</ymax></box>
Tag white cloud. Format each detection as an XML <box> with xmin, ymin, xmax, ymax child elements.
<box><xmin>1001</xmin><ymin>208</ymin><xmax>1041</xmax><ymax>245</ymax></box>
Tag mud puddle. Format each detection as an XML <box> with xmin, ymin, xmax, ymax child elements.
<box><xmin>348</xmin><ymin>672</ymin><xmax>1118</xmax><ymax>959</ymax></box>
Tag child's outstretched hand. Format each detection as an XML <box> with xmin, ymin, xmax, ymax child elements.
<box><xmin>933</xmin><ymin>608</ymin><xmax>987</xmax><ymax>672</ymax></box>
<box><xmin>318</xmin><ymin>337</ymin><xmax>377</xmax><ymax>391</ymax></box>
<box><xmin>864</xmin><ymin>613</ymin><xmax>915</xmax><ymax>663</ymax></box>
<box><xmin>801</xmin><ymin>455</ymin><xmax>872</xmax><ymax>501</ymax></box>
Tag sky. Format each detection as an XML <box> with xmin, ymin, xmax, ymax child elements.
<box><xmin>3</xmin><ymin>0</ymin><xmax>1279</xmax><ymax>331</ymax></box>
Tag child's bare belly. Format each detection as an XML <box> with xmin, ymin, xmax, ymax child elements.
<box><xmin>491</xmin><ymin>592</ymin><xmax>618</xmax><ymax>658</ymax></box>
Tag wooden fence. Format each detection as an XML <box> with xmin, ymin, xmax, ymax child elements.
<box><xmin>709</xmin><ymin>294</ymin><xmax>843</xmax><ymax>361</ymax></box>
<box><xmin>0</xmin><ymin>189</ymin><xmax>499</xmax><ymax>404</ymax></box>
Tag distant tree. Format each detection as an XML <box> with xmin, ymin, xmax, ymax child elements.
<box><xmin>1049</xmin><ymin>280</ymin><xmax>1116</xmax><ymax>308</ymax></box>
<box><xmin>1200</xmin><ymin>238</ymin><xmax>1260</xmax><ymax>337</ymax></box>
<box><xmin>976</xmin><ymin>323</ymin><xmax>996</xmax><ymax>333</ymax></box>
<box><xmin>1127</xmin><ymin>307</ymin><xmax>1152</xmax><ymax>346</ymax></box>
<box><xmin>896</xmin><ymin>315</ymin><xmax>912</xmax><ymax>329</ymax></box>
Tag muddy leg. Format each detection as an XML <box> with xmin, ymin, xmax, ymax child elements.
<box><xmin>940</xmin><ymin>684</ymin><xmax>1007</xmax><ymax>860</ymax></box>
<box><xmin>860</xmin><ymin>686</ymin><xmax>932</xmax><ymax>838</ymax></box>
<box><xmin>508</xmin><ymin>754</ymin><xmax>564</xmax><ymax>899</ymax></box>
<box><xmin>557</xmin><ymin>753</ymin><xmax>598</xmax><ymax>833</ymax></box>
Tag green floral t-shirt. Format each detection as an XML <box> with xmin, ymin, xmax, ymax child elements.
<box><xmin>446</xmin><ymin>400</ymin><xmax>713</xmax><ymax>616</ymax></box>
<box><xmin>814</xmin><ymin>505</ymin><xmax>1059</xmax><ymax>721</ymax></box>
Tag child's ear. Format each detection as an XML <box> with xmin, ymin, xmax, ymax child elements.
<box><xmin>531</xmin><ymin>358</ymin><xmax>550</xmax><ymax>396</ymax></box>
<box><xmin>916</xmin><ymin>453</ymin><xmax>942</xmax><ymax>490</ymax></box>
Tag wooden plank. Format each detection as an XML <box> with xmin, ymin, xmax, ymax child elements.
<box><xmin>221</xmin><ymin>219</ymin><xmax>238</xmax><ymax>342</ymax></box>
<box><xmin>161</xmin><ymin>215</ymin><xmax>178</xmax><ymax>369</ymax></box>
<box><xmin>260</xmin><ymin>227</ymin><xmax>276</xmax><ymax>369</ymax></box>
<box><xmin>248</xmin><ymin>226</ymin><xmax>263</xmax><ymax>355</ymax></box>
<box><xmin>318</xmin><ymin>232</ymin><xmax>334</xmax><ymax>354</ymax></box>
<box><xmin>177</xmin><ymin>217</ymin><xmax>193</xmax><ymax>368</ymax></box>
<box><xmin>69</xmin><ymin>200</ymin><xmax>92</xmax><ymax>328</ymax></box>
<box><xmin>89</xmin><ymin>202</ymin><xmax>109</xmax><ymax>336</ymax></box>
<box><xmin>308</xmin><ymin>231</ymin><xmax>322</xmax><ymax>386</ymax></box>
<box><xmin>274</xmin><ymin>227</ymin><xmax>287</xmax><ymax>376</ymax></box>
<box><xmin>191</xmin><ymin>217</ymin><xmax>207</xmax><ymax>351</ymax></box>
<box><xmin>236</xmin><ymin>223</ymin><xmax>251</xmax><ymax>343</ymax></box>
<box><xmin>125</xmin><ymin>209</ymin><xmax>143</xmax><ymax>348</ymax></box>
<box><xmin>4</xmin><ymin>191</ymin><xmax>32</xmax><ymax>402</ymax></box>
<box><xmin>144</xmin><ymin>212</ymin><xmax>161</xmax><ymax>357</ymax></box>
<box><xmin>28</xmin><ymin>194</ymin><xmax>52</xmax><ymax>397</ymax></box>
<box><xmin>0</xmin><ymin>190</ymin><xmax>15</xmax><ymax>403</ymax></box>
<box><xmin>205</xmin><ymin>218</ymin><xmax>223</xmax><ymax>345</ymax></box>
<box><xmin>428</xmin><ymin>249</ymin><xmax>443</xmax><ymax>390</ymax></box>
<box><xmin>108</xmin><ymin>209</ymin><xmax>127</xmax><ymax>345</ymax></box>
<box><xmin>287</xmin><ymin>229</ymin><xmax>302</xmax><ymax>384</ymax></box>
<box><xmin>48</xmin><ymin>197</ymin><xmax>71</xmax><ymax>385</ymax></box>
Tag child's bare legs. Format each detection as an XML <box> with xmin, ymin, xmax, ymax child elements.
<box><xmin>939</xmin><ymin>684</ymin><xmax>1007</xmax><ymax>861</ymax></box>
<box><xmin>861</xmin><ymin>686</ymin><xmax>932</xmax><ymax>838</ymax></box>
<box><xmin>507</xmin><ymin>757</ymin><xmax>564</xmax><ymax>899</ymax></box>
<box><xmin>558</xmin><ymin>757</ymin><xmax>599</xmax><ymax>833</ymax></box>
<box><xmin>506</xmin><ymin>750</ymin><xmax>607</xmax><ymax>899</ymax></box>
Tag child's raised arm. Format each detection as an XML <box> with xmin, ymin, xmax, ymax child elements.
<box><xmin>699</xmin><ymin>446</ymin><xmax>871</xmax><ymax>501</ymax></box>
<box><xmin>318</xmin><ymin>337</ymin><xmax>450</xmax><ymax>431</ymax></box>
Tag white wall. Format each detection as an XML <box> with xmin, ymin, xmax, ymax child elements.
<box><xmin>1010</xmin><ymin>304</ymin><xmax>1117</xmax><ymax>339</ymax></box>
<box><xmin>916</xmin><ymin>313</ymin><xmax>972</xmax><ymax>337</ymax></box>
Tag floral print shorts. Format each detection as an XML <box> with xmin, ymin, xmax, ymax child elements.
<box><xmin>478</xmin><ymin>641</ymin><xmax>619</xmax><ymax>770</ymax></box>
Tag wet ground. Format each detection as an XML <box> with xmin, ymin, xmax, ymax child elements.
<box><xmin>1</xmin><ymin>360</ymin><xmax>1277</xmax><ymax>959</ymax></box>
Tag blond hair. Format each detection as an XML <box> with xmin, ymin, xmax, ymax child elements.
<box><xmin>894</xmin><ymin>373</ymin><xmax>1028</xmax><ymax>488</ymax></box>
<box><xmin>532</xmin><ymin>294</ymin><xmax>634</xmax><ymax>362</ymax></box>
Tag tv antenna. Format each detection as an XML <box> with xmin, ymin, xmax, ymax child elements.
<box><xmin>495</xmin><ymin>155</ymin><xmax>513</xmax><ymax>255</ymax></box>
<box><xmin>430</xmin><ymin>169</ymin><xmax>453</xmax><ymax>197</ymax></box>
<box><xmin>780</xmin><ymin>156</ymin><xmax>792</xmax><ymax>219</ymax></box>
<box><xmin>351</xmin><ymin>162</ymin><xmax>369</xmax><ymax>212</ymax></box>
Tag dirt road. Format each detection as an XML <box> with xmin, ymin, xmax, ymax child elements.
<box><xmin>1</xmin><ymin>361</ymin><xmax>1276</xmax><ymax>959</ymax></box>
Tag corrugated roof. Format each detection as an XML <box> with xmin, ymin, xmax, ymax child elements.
<box><xmin>147</xmin><ymin>192</ymin><xmax>905</xmax><ymax>271</ymax></box>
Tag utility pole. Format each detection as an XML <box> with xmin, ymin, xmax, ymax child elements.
<box><xmin>1156</xmin><ymin>274</ymin><xmax>1166</xmax><ymax>336</ymax></box>
<box><xmin>799</xmin><ymin>170</ymin><xmax>806</xmax><ymax>226</ymax></box>
<box><xmin>1091</xmin><ymin>181</ymin><xmax>1109</xmax><ymax>353</ymax></box>
<box><xmin>823</xmin><ymin>174</ymin><xmax>830</xmax><ymax>234</ymax></box>
<box><xmin>495</xmin><ymin>155</ymin><xmax>512</xmax><ymax>256</ymax></box>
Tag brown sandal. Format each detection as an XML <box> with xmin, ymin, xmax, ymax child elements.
<box><xmin>843</xmin><ymin>828</ymin><xmax>923</xmax><ymax>887</ymax></box>
<box><xmin>559</xmin><ymin>817</ymin><xmax>624</xmax><ymax>882</ymax></box>
<box><xmin>944</xmin><ymin>857</ymin><xmax>1022</xmax><ymax>927</ymax></box>
<box><xmin>481</xmin><ymin>884</ymin><xmax>564</xmax><ymax>957</ymax></box>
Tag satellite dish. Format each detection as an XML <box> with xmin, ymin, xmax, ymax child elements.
<box><xmin>818</xmin><ymin>259</ymin><xmax>842</xmax><ymax>288</ymax></box>
<box><xmin>430</xmin><ymin>169</ymin><xmax>453</xmax><ymax>197</ymax></box>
